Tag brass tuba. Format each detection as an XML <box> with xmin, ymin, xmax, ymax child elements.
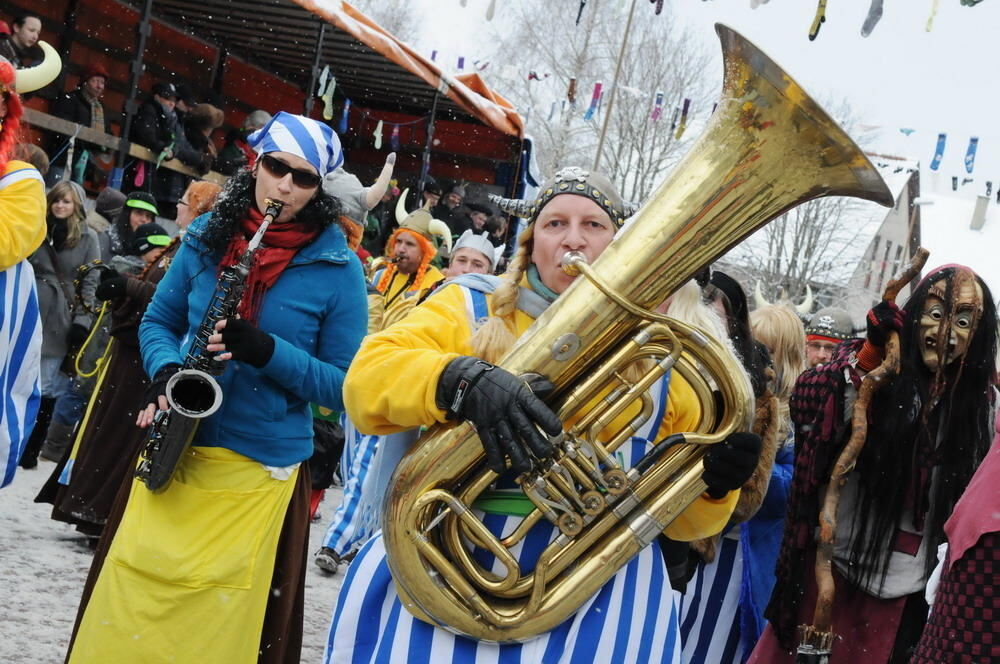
<box><xmin>382</xmin><ymin>24</ymin><xmax>893</xmax><ymax>642</ymax></box>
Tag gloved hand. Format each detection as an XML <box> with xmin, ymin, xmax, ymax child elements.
<box><xmin>216</xmin><ymin>318</ymin><xmax>275</xmax><ymax>368</ymax></box>
<box><xmin>866</xmin><ymin>300</ymin><xmax>904</xmax><ymax>348</ymax></box>
<box><xmin>95</xmin><ymin>275</ymin><xmax>128</xmax><ymax>301</ymax></box>
<box><xmin>702</xmin><ymin>432</ymin><xmax>762</xmax><ymax>499</ymax></box>
<box><xmin>138</xmin><ymin>363</ymin><xmax>181</xmax><ymax>428</ymax></box>
<box><xmin>66</xmin><ymin>323</ymin><xmax>89</xmax><ymax>348</ymax></box>
<box><xmin>436</xmin><ymin>356</ymin><xmax>562</xmax><ymax>474</ymax></box>
<box><xmin>144</xmin><ymin>363</ymin><xmax>181</xmax><ymax>410</ymax></box>
<box><xmin>99</xmin><ymin>267</ymin><xmax>121</xmax><ymax>282</ymax></box>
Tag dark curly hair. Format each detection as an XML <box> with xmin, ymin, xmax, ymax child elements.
<box><xmin>197</xmin><ymin>168</ymin><xmax>346</xmax><ymax>257</ymax></box>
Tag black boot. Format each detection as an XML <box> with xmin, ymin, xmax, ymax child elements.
<box><xmin>20</xmin><ymin>396</ymin><xmax>56</xmax><ymax>469</ymax></box>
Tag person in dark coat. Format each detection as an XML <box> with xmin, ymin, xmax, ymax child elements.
<box><xmin>46</xmin><ymin>63</ymin><xmax>112</xmax><ymax>187</ymax></box>
<box><xmin>125</xmin><ymin>82</ymin><xmax>205</xmax><ymax>219</ymax></box>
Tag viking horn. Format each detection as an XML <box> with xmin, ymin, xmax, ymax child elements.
<box><xmin>753</xmin><ymin>282</ymin><xmax>771</xmax><ymax>309</ymax></box>
<box><xmin>488</xmin><ymin>193</ymin><xmax>534</xmax><ymax>219</ymax></box>
<box><xmin>396</xmin><ymin>187</ymin><xmax>412</xmax><ymax>224</ymax></box>
<box><xmin>796</xmin><ymin>284</ymin><xmax>814</xmax><ymax>314</ymax></box>
<box><xmin>429</xmin><ymin>218</ymin><xmax>452</xmax><ymax>254</ymax></box>
<box><xmin>15</xmin><ymin>41</ymin><xmax>62</xmax><ymax>94</ymax></box>
<box><xmin>366</xmin><ymin>153</ymin><xmax>397</xmax><ymax>210</ymax></box>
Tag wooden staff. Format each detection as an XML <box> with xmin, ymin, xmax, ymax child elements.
<box><xmin>796</xmin><ymin>247</ymin><xmax>930</xmax><ymax>663</ymax></box>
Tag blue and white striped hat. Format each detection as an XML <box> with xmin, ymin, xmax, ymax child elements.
<box><xmin>247</xmin><ymin>111</ymin><xmax>343</xmax><ymax>176</ymax></box>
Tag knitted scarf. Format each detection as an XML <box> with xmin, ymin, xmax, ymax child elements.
<box><xmin>220</xmin><ymin>206</ymin><xmax>318</xmax><ymax>323</ymax></box>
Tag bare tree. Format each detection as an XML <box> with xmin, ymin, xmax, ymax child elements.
<box><xmin>350</xmin><ymin>0</ymin><xmax>420</xmax><ymax>44</ymax></box>
<box><xmin>483</xmin><ymin>0</ymin><xmax>713</xmax><ymax>201</ymax></box>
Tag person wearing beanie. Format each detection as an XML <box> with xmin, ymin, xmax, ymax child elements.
<box><xmin>129</xmin><ymin>222</ymin><xmax>171</xmax><ymax>261</ymax></box>
<box><xmin>47</xmin><ymin>62</ymin><xmax>111</xmax><ymax>187</ymax></box>
<box><xmin>67</xmin><ymin>111</ymin><xmax>368</xmax><ymax>664</ymax></box>
<box><xmin>803</xmin><ymin>306</ymin><xmax>855</xmax><ymax>367</ymax></box>
<box><xmin>326</xmin><ymin>166</ymin><xmax>761</xmax><ymax>664</ymax></box>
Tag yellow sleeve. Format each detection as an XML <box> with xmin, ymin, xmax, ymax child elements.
<box><xmin>659</xmin><ymin>372</ymin><xmax>741</xmax><ymax>541</ymax></box>
<box><xmin>0</xmin><ymin>162</ymin><xmax>46</xmax><ymax>270</ymax></box>
<box><xmin>344</xmin><ymin>283</ymin><xmax>474</xmax><ymax>435</ymax></box>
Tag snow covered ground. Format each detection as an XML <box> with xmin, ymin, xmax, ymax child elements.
<box><xmin>0</xmin><ymin>461</ymin><xmax>345</xmax><ymax>663</ymax></box>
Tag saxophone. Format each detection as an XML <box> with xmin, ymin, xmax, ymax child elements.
<box><xmin>381</xmin><ymin>24</ymin><xmax>894</xmax><ymax>642</ymax></box>
<box><xmin>135</xmin><ymin>199</ymin><xmax>284</xmax><ymax>492</ymax></box>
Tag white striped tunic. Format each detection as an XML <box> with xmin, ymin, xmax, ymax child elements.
<box><xmin>0</xmin><ymin>259</ymin><xmax>42</xmax><ymax>487</ymax></box>
<box><xmin>324</xmin><ymin>376</ymin><xmax>684</xmax><ymax>664</ymax></box>
<box><xmin>679</xmin><ymin>532</ymin><xmax>745</xmax><ymax>664</ymax></box>
<box><xmin>323</xmin><ymin>413</ymin><xmax>382</xmax><ymax>554</ymax></box>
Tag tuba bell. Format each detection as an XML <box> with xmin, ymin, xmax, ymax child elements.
<box><xmin>381</xmin><ymin>23</ymin><xmax>893</xmax><ymax>642</ymax></box>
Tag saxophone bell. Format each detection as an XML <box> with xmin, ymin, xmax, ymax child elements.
<box><xmin>165</xmin><ymin>368</ymin><xmax>223</xmax><ymax>418</ymax></box>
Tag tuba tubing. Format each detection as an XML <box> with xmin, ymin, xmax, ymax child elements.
<box><xmin>382</xmin><ymin>23</ymin><xmax>893</xmax><ymax>643</ymax></box>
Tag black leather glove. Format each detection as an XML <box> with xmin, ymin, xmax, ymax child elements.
<box><xmin>66</xmin><ymin>323</ymin><xmax>89</xmax><ymax>348</ymax></box>
<box><xmin>220</xmin><ymin>318</ymin><xmax>275</xmax><ymax>368</ymax></box>
<box><xmin>144</xmin><ymin>363</ymin><xmax>181</xmax><ymax>408</ymax></box>
<box><xmin>99</xmin><ymin>267</ymin><xmax>121</xmax><ymax>282</ymax></box>
<box><xmin>95</xmin><ymin>275</ymin><xmax>128</xmax><ymax>301</ymax></box>
<box><xmin>866</xmin><ymin>300</ymin><xmax>904</xmax><ymax>348</ymax></box>
<box><xmin>435</xmin><ymin>356</ymin><xmax>562</xmax><ymax>474</ymax></box>
<box><xmin>702</xmin><ymin>432</ymin><xmax>762</xmax><ymax>499</ymax></box>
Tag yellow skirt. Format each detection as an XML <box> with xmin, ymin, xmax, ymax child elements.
<box><xmin>68</xmin><ymin>446</ymin><xmax>299</xmax><ymax>664</ymax></box>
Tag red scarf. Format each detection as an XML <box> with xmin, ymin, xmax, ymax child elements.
<box><xmin>221</xmin><ymin>206</ymin><xmax>319</xmax><ymax>323</ymax></box>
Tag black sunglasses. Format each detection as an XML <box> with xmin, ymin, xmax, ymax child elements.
<box><xmin>259</xmin><ymin>154</ymin><xmax>322</xmax><ymax>189</ymax></box>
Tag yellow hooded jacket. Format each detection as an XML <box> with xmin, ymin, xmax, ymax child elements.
<box><xmin>0</xmin><ymin>160</ymin><xmax>46</xmax><ymax>270</ymax></box>
<box><xmin>344</xmin><ymin>277</ymin><xmax>738</xmax><ymax>541</ymax></box>
<box><xmin>373</xmin><ymin>264</ymin><xmax>445</xmax><ymax>331</ymax></box>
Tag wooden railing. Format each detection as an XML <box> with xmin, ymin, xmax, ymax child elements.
<box><xmin>24</xmin><ymin>108</ymin><xmax>228</xmax><ymax>185</ymax></box>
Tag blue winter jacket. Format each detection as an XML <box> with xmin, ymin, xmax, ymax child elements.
<box><xmin>139</xmin><ymin>213</ymin><xmax>368</xmax><ymax>467</ymax></box>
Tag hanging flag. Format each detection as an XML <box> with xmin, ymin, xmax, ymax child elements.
<box><xmin>567</xmin><ymin>77</ymin><xmax>577</xmax><ymax>104</ymax></box>
<box><xmin>547</xmin><ymin>101</ymin><xmax>557</xmax><ymax>122</ymax></box>
<box><xmin>651</xmin><ymin>0</ymin><xmax>664</xmax><ymax>15</ymax></box>
<box><xmin>390</xmin><ymin>125</ymin><xmax>401</xmax><ymax>152</ymax></box>
<box><xmin>809</xmin><ymin>0</ymin><xmax>828</xmax><ymax>41</ymax></box>
<box><xmin>986</xmin><ymin>181</ymin><xmax>993</xmax><ymax>197</ymax></box>
<box><xmin>929</xmin><ymin>133</ymin><xmax>946</xmax><ymax>171</ymax></box>
<box><xmin>322</xmin><ymin>75</ymin><xmax>336</xmax><ymax>121</ymax></box>
<box><xmin>926</xmin><ymin>0</ymin><xmax>940</xmax><ymax>31</ymax></box>
<box><xmin>374</xmin><ymin>120</ymin><xmax>384</xmax><ymax>150</ymax></box>
<box><xmin>899</xmin><ymin>128</ymin><xmax>915</xmax><ymax>136</ymax></box>
<box><xmin>861</xmin><ymin>0</ymin><xmax>884</xmax><ymax>37</ymax></box>
<box><xmin>583</xmin><ymin>81</ymin><xmax>602</xmax><ymax>121</ymax></box>
<box><xmin>316</xmin><ymin>65</ymin><xmax>330</xmax><ymax>96</ymax></box>
<box><xmin>669</xmin><ymin>107</ymin><xmax>680</xmax><ymax>132</ymax></box>
<box><xmin>952</xmin><ymin>176</ymin><xmax>958</xmax><ymax>191</ymax></box>
<box><xmin>576</xmin><ymin>0</ymin><xmax>587</xmax><ymax>25</ymax></box>
<box><xmin>431</xmin><ymin>50</ymin><xmax>438</xmax><ymax>62</ymax></box>
<box><xmin>674</xmin><ymin>98</ymin><xmax>691</xmax><ymax>139</ymax></box>
<box><xmin>651</xmin><ymin>91</ymin><xmax>663</xmax><ymax>122</ymax></box>
<box><xmin>338</xmin><ymin>99</ymin><xmax>351</xmax><ymax>134</ymax></box>
<box><xmin>965</xmin><ymin>136</ymin><xmax>979</xmax><ymax>173</ymax></box>
<box><xmin>457</xmin><ymin>56</ymin><xmax>465</xmax><ymax>71</ymax></box>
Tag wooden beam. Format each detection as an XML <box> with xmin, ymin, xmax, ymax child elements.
<box><xmin>25</xmin><ymin>108</ymin><xmax>226</xmax><ymax>184</ymax></box>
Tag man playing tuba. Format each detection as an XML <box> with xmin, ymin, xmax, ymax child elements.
<box><xmin>324</xmin><ymin>167</ymin><xmax>762</xmax><ymax>664</ymax></box>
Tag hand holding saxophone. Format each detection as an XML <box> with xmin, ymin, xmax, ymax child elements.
<box><xmin>436</xmin><ymin>357</ymin><xmax>562</xmax><ymax>474</ymax></box>
<box><xmin>205</xmin><ymin>318</ymin><xmax>275</xmax><ymax>367</ymax></box>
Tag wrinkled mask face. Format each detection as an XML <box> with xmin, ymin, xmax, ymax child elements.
<box><xmin>918</xmin><ymin>275</ymin><xmax>983</xmax><ymax>372</ymax></box>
